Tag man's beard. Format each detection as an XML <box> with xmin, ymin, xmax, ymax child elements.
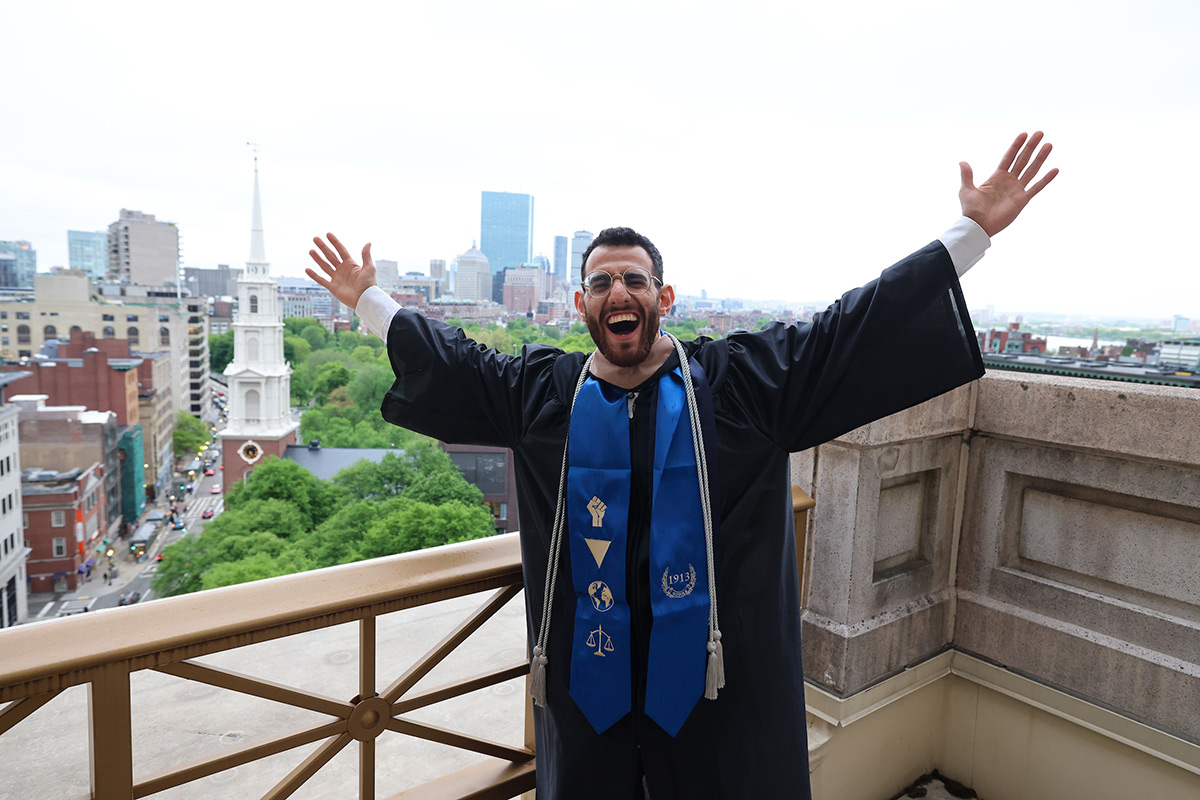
<box><xmin>585</xmin><ymin>303</ymin><xmax>660</xmax><ymax>368</ymax></box>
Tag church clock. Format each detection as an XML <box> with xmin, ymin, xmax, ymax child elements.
<box><xmin>239</xmin><ymin>441</ymin><xmax>263</xmax><ymax>465</ymax></box>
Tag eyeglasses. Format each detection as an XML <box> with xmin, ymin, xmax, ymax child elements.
<box><xmin>581</xmin><ymin>267</ymin><xmax>661</xmax><ymax>297</ymax></box>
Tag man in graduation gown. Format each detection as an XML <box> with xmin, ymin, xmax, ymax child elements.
<box><xmin>307</xmin><ymin>132</ymin><xmax>1058</xmax><ymax>799</ymax></box>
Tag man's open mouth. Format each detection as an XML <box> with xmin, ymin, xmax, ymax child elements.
<box><xmin>606</xmin><ymin>312</ymin><xmax>639</xmax><ymax>336</ymax></box>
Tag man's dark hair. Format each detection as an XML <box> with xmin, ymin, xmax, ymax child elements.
<box><xmin>579</xmin><ymin>227</ymin><xmax>664</xmax><ymax>283</ymax></box>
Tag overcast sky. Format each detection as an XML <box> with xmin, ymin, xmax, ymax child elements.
<box><xmin>3</xmin><ymin>1</ymin><xmax>1197</xmax><ymax>320</ymax></box>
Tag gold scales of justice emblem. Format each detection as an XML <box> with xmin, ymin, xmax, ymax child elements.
<box><xmin>586</xmin><ymin>623</ymin><xmax>614</xmax><ymax>657</ymax></box>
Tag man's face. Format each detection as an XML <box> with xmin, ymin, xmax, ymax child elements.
<box><xmin>575</xmin><ymin>245</ymin><xmax>674</xmax><ymax>367</ymax></box>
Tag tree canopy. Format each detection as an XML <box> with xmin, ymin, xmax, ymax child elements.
<box><xmin>172</xmin><ymin>410</ymin><xmax>210</xmax><ymax>459</ymax></box>
<box><xmin>152</xmin><ymin>451</ymin><xmax>496</xmax><ymax>597</ymax></box>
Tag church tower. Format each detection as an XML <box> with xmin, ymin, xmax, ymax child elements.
<box><xmin>219</xmin><ymin>156</ymin><xmax>299</xmax><ymax>487</ymax></box>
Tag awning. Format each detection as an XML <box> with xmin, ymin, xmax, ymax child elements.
<box><xmin>84</xmin><ymin>558</ymin><xmax>95</xmax><ymax>568</ymax></box>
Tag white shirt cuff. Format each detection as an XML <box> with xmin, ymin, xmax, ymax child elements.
<box><xmin>938</xmin><ymin>216</ymin><xmax>991</xmax><ymax>277</ymax></box>
<box><xmin>356</xmin><ymin>286</ymin><xmax>401</xmax><ymax>340</ymax></box>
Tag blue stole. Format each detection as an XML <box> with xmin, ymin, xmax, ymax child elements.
<box><xmin>566</xmin><ymin>363</ymin><xmax>716</xmax><ymax>736</ymax></box>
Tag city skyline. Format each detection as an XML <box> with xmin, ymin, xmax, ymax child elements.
<box><xmin>2</xmin><ymin>2</ymin><xmax>1198</xmax><ymax>319</ymax></box>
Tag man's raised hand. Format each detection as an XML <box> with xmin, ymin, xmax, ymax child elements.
<box><xmin>307</xmin><ymin>233</ymin><xmax>377</xmax><ymax>309</ymax></box>
<box><xmin>959</xmin><ymin>131</ymin><xmax>1059</xmax><ymax>238</ymax></box>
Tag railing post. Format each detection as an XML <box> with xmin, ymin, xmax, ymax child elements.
<box><xmin>89</xmin><ymin>663</ymin><xmax>134</xmax><ymax>799</ymax></box>
<box><xmin>792</xmin><ymin>485</ymin><xmax>815</xmax><ymax>607</ymax></box>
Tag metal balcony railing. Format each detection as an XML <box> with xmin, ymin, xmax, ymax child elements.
<box><xmin>0</xmin><ymin>533</ymin><xmax>534</xmax><ymax>799</ymax></box>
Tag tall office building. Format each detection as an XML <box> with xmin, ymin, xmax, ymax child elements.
<box><xmin>107</xmin><ymin>209</ymin><xmax>180</xmax><ymax>286</ymax></box>
<box><xmin>0</xmin><ymin>241</ymin><xmax>36</xmax><ymax>290</ymax></box>
<box><xmin>67</xmin><ymin>231</ymin><xmax>107</xmax><ymax>279</ymax></box>
<box><xmin>451</xmin><ymin>244</ymin><xmax>491</xmax><ymax>303</ymax></box>
<box><xmin>570</xmin><ymin>231</ymin><xmax>594</xmax><ymax>282</ymax></box>
<box><xmin>553</xmin><ymin>236</ymin><xmax>568</xmax><ymax>287</ymax></box>
<box><xmin>480</xmin><ymin>191</ymin><xmax>533</xmax><ymax>276</ymax></box>
<box><xmin>375</xmin><ymin>259</ymin><xmax>399</xmax><ymax>287</ymax></box>
<box><xmin>429</xmin><ymin>258</ymin><xmax>447</xmax><ymax>294</ymax></box>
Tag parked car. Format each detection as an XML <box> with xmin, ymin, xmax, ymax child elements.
<box><xmin>201</xmin><ymin>509</ymin><xmax>214</xmax><ymax>519</ymax></box>
<box><xmin>210</xmin><ymin>485</ymin><xmax>222</xmax><ymax>493</ymax></box>
<box><xmin>118</xmin><ymin>592</ymin><xmax>142</xmax><ymax>606</ymax></box>
<box><xmin>171</xmin><ymin>521</ymin><xmax>186</xmax><ymax>531</ymax></box>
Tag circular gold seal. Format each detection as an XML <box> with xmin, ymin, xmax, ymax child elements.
<box><xmin>588</xmin><ymin>580</ymin><xmax>614</xmax><ymax>612</ymax></box>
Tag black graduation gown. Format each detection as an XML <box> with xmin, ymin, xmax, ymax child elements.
<box><xmin>380</xmin><ymin>240</ymin><xmax>983</xmax><ymax>800</ymax></box>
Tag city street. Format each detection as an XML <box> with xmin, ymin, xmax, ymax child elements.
<box><xmin>30</xmin><ymin>443</ymin><xmax>226</xmax><ymax>618</ymax></box>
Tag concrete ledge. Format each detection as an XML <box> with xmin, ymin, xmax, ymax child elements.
<box><xmin>975</xmin><ymin>371</ymin><xmax>1200</xmax><ymax>466</ymax></box>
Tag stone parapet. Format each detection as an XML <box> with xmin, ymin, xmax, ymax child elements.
<box><xmin>795</xmin><ymin>371</ymin><xmax>1200</xmax><ymax>744</ymax></box>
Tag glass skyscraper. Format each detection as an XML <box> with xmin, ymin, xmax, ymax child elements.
<box><xmin>554</xmin><ymin>235</ymin><xmax>568</xmax><ymax>287</ymax></box>
<box><xmin>480</xmin><ymin>191</ymin><xmax>533</xmax><ymax>275</ymax></box>
<box><xmin>0</xmin><ymin>241</ymin><xmax>36</xmax><ymax>289</ymax></box>
<box><xmin>68</xmin><ymin>230</ymin><xmax>108</xmax><ymax>280</ymax></box>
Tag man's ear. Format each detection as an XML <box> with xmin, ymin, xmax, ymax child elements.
<box><xmin>658</xmin><ymin>284</ymin><xmax>675</xmax><ymax>316</ymax></box>
<box><xmin>574</xmin><ymin>289</ymin><xmax>587</xmax><ymax>320</ymax></box>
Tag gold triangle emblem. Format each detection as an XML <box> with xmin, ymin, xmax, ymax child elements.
<box><xmin>584</xmin><ymin>538</ymin><xmax>610</xmax><ymax>568</ymax></box>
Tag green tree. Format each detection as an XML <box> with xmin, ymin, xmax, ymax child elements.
<box><xmin>347</xmin><ymin>363</ymin><xmax>394</xmax><ymax>412</ymax></box>
<box><xmin>361</xmin><ymin>499</ymin><xmax>495</xmax><ymax>557</ymax></box>
<box><xmin>224</xmin><ymin>457</ymin><xmax>344</xmax><ymax>530</ymax></box>
<box><xmin>209</xmin><ymin>331</ymin><xmax>235</xmax><ymax>373</ymax></box>
<box><xmin>313</xmin><ymin>362</ymin><xmax>352</xmax><ymax>403</ymax></box>
<box><xmin>151</xmin><ymin>534</ymin><xmax>207</xmax><ymax>596</ymax></box>
<box><xmin>284</xmin><ymin>335</ymin><xmax>313</xmax><ymax>367</ymax></box>
<box><xmin>300</xmin><ymin>325</ymin><xmax>328</xmax><ymax>350</ymax></box>
<box><xmin>402</xmin><ymin>468</ymin><xmax>484</xmax><ymax>507</ymax></box>
<box><xmin>172</xmin><ymin>410</ymin><xmax>209</xmax><ymax>459</ymax></box>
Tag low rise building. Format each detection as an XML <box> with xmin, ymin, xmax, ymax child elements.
<box><xmin>21</xmin><ymin>463</ymin><xmax>106</xmax><ymax>593</ymax></box>
<box><xmin>13</xmin><ymin>398</ymin><xmax>124</xmax><ymax>543</ymax></box>
<box><xmin>0</xmin><ymin>374</ymin><xmax>27</xmax><ymax>627</ymax></box>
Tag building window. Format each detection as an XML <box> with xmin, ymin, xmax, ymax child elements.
<box><xmin>128</xmin><ymin>326</ymin><xmax>140</xmax><ymax>346</ymax></box>
<box><xmin>43</xmin><ymin>324</ymin><xmax>57</xmax><ymax>340</ymax></box>
<box><xmin>159</xmin><ymin>315</ymin><xmax>169</xmax><ymax>323</ymax></box>
<box><xmin>51</xmin><ymin>510</ymin><xmax>66</xmax><ymax>527</ymax></box>
<box><xmin>126</xmin><ymin>314</ymin><xmax>139</xmax><ymax>322</ymax></box>
<box><xmin>103</xmin><ymin>314</ymin><xmax>115</xmax><ymax>321</ymax></box>
<box><xmin>103</xmin><ymin>326</ymin><xmax>115</xmax><ymax>338</ymax></box>
<box><xmin>250</xmin><ymin>295</ymin><xmax>258</xmax><ymax>313</ymax></box>
<box><xmin>53</xmin><ymin>538</ymin><xmax>67</xmax><ymax>557</ymax></box>
<box><xmin>160</xmin><ymin>327</ymin><xmax>170</xmax><ymax>345</ymax></box>
<box><xmin>15</xmin><ymin>312</ymin><xmax>29</xmax><ymax>320</ymax></box>
<box><xmin>70</xmin><ymin>325</ymin><xmax>82</xmax><ymax>335</ymax></box>
<box><xmin>16</xmin><ymin>325</ymin><xmax>29</xmax><ymax>344</ymax></box>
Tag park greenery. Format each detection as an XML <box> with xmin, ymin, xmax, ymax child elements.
<box><xmin>181</xmin><ymin>313</ymin><xmax>715</xmax><ymax>596</ymax></box>
<box><xmin>151</xmin><ymin>451</ymin><xmax>497</xmax><ymax>596</ymax></box>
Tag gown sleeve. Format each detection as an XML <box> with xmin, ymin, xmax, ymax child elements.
<box><xmin>707</xmin><ymin>240</ymin><xmax>983</xmax><ymax>453</ymax></box>
<box><xmin>378</xmin><ymin>310</ymin><xmax>565</xmax><ymax>449</ymax></box>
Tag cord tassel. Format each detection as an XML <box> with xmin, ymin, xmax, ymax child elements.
<box><xmin>530</xmin><ymin>646</ymin><xmax>549</xmax><ymax>707</ymax></box>
<box><xmin>704</xmin><ymin>632</ymin><xmax>725</xmax><ymax>700</ymax></box>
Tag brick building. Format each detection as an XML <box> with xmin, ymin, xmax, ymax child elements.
<box><xmin>978</xmin><ymin>322</ymin><xmax>1048</xmax><ymax>355</ymax></box>
<box><xmin>22</xmin><ymin>463</ymin><xmax>106</xmax><ymax>593</ymax></box>
<box><xmin>502</xmin><ymin>266</ymin><xmax>545</xmax><ymax>315</ymax></box>
<box><xmin>12</xmin><ymin>398</ymin><xmax>125</xmax><ymax>543</ymax></box>
<box><xmin>52</xmin><ymin>331</ymin><xmax>174</xmax><ymax>499</ymax></box>
<box><xmin>0</xmin><ymin>345</ymin><xmax>141</xmax><ymax>426</ymax></box>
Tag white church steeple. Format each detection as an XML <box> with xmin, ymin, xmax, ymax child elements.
<box><xmin>218</xmin><ymin>152</ymin><xmax>299</xmax><ymax>481</ymax></box>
